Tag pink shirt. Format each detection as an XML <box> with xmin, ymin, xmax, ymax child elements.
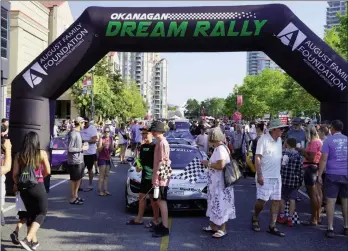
<box><xmin>303</xmin><ymin>139</ymin><xmax>322</xmax><ymax>167</ymax></box>
<box><xmin>152</xmin><ymin>138</ymin><xmax>171</xmax><ymax>187</ymax></box>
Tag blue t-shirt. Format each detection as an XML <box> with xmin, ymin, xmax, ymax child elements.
<box><xmin>131</xmin><ymin>124</ymin><xmax>142</xmax><ymax>143</ymax></box>
<box><xmin>286</xmin><ymin>129</ymin><xmax>306</xmax><ymax>146</ymax></box>
<box><xmin>321</xmin><ymin>133</ymin><xmax>347</xmax><ymax>176</ymax></box>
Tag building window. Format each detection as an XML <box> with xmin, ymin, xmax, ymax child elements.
<box><xmin>1</xmin><ymin>7</ymin><xmax>9</xmax><ymax>58</ymax></box>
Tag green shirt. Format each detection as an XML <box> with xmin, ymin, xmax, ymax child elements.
<box><xmin>139</xmin><ymin>143</ymin><xmax>155</xmax><ymax>180</ymax></box>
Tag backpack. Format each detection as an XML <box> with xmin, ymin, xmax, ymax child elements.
<box><xmin>18</xmin><ymin>165</ymin><xmax>38</xmax><ymax>191</ymax></box>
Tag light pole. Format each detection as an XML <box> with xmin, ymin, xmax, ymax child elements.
<box><xmin>90</xmin><ymin>66</ymin><xmax>95</xmax><ymax>120</ymax></box>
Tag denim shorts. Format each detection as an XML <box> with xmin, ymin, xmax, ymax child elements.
<box><xmin>281</xmin><ymin>186</ymin><xmax>298</xmax><ymax>200</ymax></box>
<box><xmin>325</xmin><ymin>174</ymin><xmax>348</xmax><ymax>199</ymax></box>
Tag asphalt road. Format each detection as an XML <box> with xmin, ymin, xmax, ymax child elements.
<box><xmin>1</xmin><ymin>156</ymin><xmax>347</xmax><ymax>251</ymax></box>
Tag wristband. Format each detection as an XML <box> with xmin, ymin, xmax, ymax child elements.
<box><xmin>208</xmin><ymin>162</ymin><xmax>212</xmax><ymax>168</ymax></box>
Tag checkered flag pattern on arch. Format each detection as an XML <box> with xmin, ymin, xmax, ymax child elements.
<box><xmin>167</xmin><ymin>12</ymin><xmax>257</xmax><ymax>20</ymax></box>
<box><xmin>285</xmin><ymin>201</ymin><xmax>301</xmax><ymax>224</ymax></box>
<box><xmin>176</xmin><ymin>157</ymin><xmax>207</xmax><ymax>184</ymax></box>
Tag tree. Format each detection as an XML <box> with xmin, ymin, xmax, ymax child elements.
<box><xmin>185</xmin><ymin>99</ymin><xmax>201</xmax><ymax>117</ymax></box>
<box><xmin>324</xmin><ymin>5</ymin><xmax>348</xmax><ymax>60</ymax></box>
<box><xmin>70</xmin><ymin>56</ymin><xmax>147</xmax><ymax>120</ymax></box>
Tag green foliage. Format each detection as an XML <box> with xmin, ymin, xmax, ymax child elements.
<box><xmin>70</xmin><ymin>56</ymin><xmax>146</xmax><ymax>120</ymax></box>
<box><xmin>324</xmin><ymin>5</ymin><xmax>348</xmax><ymax>60</ymax></box>
<box><xmin>184</xmin><ymin>69</ymin><xmax>319</xmax><ymax>120</ymax></box>
<box><xmin>185</xmin><ymin>99</ymin><xmax>200</xmax><ymax>117</ymax></box>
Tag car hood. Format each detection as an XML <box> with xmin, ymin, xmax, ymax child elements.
<box><xmin>51</xmin><ymin>150</ymin><xmax>67</xmax><ymax>165</ymax></box>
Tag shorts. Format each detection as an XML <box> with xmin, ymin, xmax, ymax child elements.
<box><xmin>84</xmin><ymin>154</ymin><xmax>97</xmax><ymax>171</ymax></box>
<box><xmin>153</xmin><ymin>186</ymin><xmax>168</xmax><ymax>201</ymax></box>
<box><xmin>68</xmin><ymin>163</ymin><xmax>85</xmax><ymax>181</ymax></box>
<box><xmin>131</xmin><ymin>143</ymin><xmax>141</xmax><ymax>152</ymax></box>
<box><xmin>304</xmin><ymin>165</ymin><xmax>318</xmax><ymax>186</ymax></box>
<box><xmin>256</xmin><ymin>178</ymin><xmax>281</xmax><ymax>201</ymax></box>
<box><xmin>139</xmin><ymin>179</ymin><xmax>154</xmax><ymax>195</ymax></box>
<box><xmin>98</xmin><ymin>159</ymin><xmax>111</xmax><ymax>166</ymax></box>
<box><xmin>281</xmin><ymin>186</ymin><xmax>298</xmax><ymax>200</ymax></box>
<box><xmin>17</xmin><ymin>211</ymin><xmax>29</xmax><ymax>220</ymax></box>
<box><xmin>325</xmin><ymin>174</ymin><xmax>348</xmax><ymax>199</ymax></box>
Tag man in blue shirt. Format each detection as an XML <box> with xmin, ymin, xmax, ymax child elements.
<box><xmin>131</xmin><ymin>120</ymin><xmax>142</xmax><ymax>158</ymax></box>
<box><xmin>286</xmin><ymin>117</ymin><xmax>307</xmax><ymax>148</ymax></box>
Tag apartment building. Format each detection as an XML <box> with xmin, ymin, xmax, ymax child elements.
<box><xmin>6</xmin><ymin>1</ymin><xmax>78</xmax><ymax>119</ymax></box>
<box><xmin>1</xmin><ymin>1</ymin><xmax>10</xmax><ymax>118</ymax></box>
<box><xmin>153</xmin><ymin>59</ymin><xmax>168</xmax><ymax>119</ymax></box>
<box><xmin>325</xmin><ymin>1</ymin><xmax>346</xmax><ymax>29</ymax></box>
<box><xmin>118</xmin><ymin>52</ymin><xmax>168</xmax><ymax>118</ymax></box>
<box><xmin>246</xmin><ymin>51</ymin><xmax>282</xmax><ymax>75</ymax></box>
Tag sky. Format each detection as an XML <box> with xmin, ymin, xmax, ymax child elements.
<box><xmin>69</xmin><ymin>1</ymin><xmax>328</xmax><ymax>106</ymax></box>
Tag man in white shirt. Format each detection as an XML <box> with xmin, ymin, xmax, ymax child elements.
<box><xmin>80</xmin><ymin>117</ymin><xmax>99</xmax><ymax>191</ymax></box>
<box><xmin>251</xmin><ymin>118</ymin><xmax>288</xmax><ymax>237</ymax></box>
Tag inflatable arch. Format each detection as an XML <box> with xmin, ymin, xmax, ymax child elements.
<box><xmin>9</xmin><ymin>4</ymin><xmax>348</xmax><ymax>152</ymax></box>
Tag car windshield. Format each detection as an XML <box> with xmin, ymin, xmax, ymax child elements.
<box><xmin>167</xmin><ymin>139</ymin><xmax>191</xmax><ymax>145</ymax></box>
<box><xmin>52</xmin><ymin>137</ymin><xmax>68</xmax><ymax>150</ymax></box>
<box><xmin>175</xmin><ymin>122</ymin><xmax>190</xmax><ymax>130</ymax></box>
<box><xmin>165</xmin><ymin>130</ymin><xmax>194</xmax><ymax>140</ymax></box>
<box><xmin>169</xmin><ymin>147</ymin><xmax>202</xmax><ymax>169</ymax></box>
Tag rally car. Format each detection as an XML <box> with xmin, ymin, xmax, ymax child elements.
<box><xmin>164</xmin><ymin>130</ymin><xmax>196</xmax><ymax>146</ymax></box>
<box><xmin>50</xmin><ymin>136</ymin><xmax>69</xmax><ymax>172</ymax></box>
<box><xmin>125</xmin><ymin>144</ymin><xmax>208</xmax><ymax>212</ymax></box>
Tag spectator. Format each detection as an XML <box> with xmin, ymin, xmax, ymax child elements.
<box><xmin>318</xmin><ymin>120</ymin><xmax>348</xmax><ymax>238</ymax></box>
<box><xmin>286</xmin><ymin>117</ymin><xmax>306</xmax><ymax>148</ymax></box>
<box><xmin>277</xmin><ymin>137</ymin><xmax>304</xmax><ymax>227</ymax></box>
<box><xmin>1</xmin><ymin>138</ymin><xmax>12</xmax><ymax>226</ymax></box>
<box><xmin>201</xmin><ymin>127</ymin><xmax>236</xmax><ymax>238</ymax></box>
<box><xmin>251</xmin><ymin>118</ymin><xmax>288</xmax><ymax>237</ymax></box>
<box><xmin>12</xmin><ymin>132</ymin><xmax>51</xmax><ymax>250</ymax></box>
<box><xmin>230</xmin><ymin>124</ymin><xmax>249</xmax><ymax>178</ymax></box>
<box><xmin>118</xmin><ymin>123</ymin><xmax>130</xmax><ymax>164</ymax></box>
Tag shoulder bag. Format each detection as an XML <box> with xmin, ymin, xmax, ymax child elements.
<box><xmin>221</xmin><ymin>144</ymin><xmax>242</xmax><ymax>188</ymax></box>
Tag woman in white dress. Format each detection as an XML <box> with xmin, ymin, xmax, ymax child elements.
<box><xmin>201</xmin><ymin>127</ymin><xmax>236</xmax><ymax>238</ymax></box>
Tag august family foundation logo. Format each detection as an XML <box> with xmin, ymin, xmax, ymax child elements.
<box><xmin>277</xmin><ymin>22</ymin><xmax>347</xmax><ymax>91</ymax></box>
<box><xmin>22</xmin><ymin>62</ymin><xmax>48</xmax><ymax>88</ymax></box>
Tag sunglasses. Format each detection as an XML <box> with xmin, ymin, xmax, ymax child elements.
<box><xmin>105</xmin><ymin>131</ymin><xmax>110</xmax><ymax>133</ymax></box>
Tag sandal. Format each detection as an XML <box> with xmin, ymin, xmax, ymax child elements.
<box><xmin>302</xmin><ymin>220</ymin><xmax>317</xmax><ymax>226</ymax></box>
<box><xmin>145</xmin><ymin>221</ymin><xmax>158</xmax><ymax>228</ymax></box>
<box><xmin>202</xmin><ymin>226</ymin><xmax>218</xmax><ymax>233</ymax></box>
<box><xmin>267</xmin><ymin>226</ymin><xmax>285</xmax><ymax>237</ymax></box>
<box><xmin>70</xmin><ymin>199</ymin><xmax>83</xmax><ymax>205</ymax></box>
<box><xmin>104</xmin><ymin>191</ymin><xmax>111</xmax><ymax>196</ymax></box>
<box><xmin>99</xmin><ymin>192</ymin><xmax>107</xmax><ymax>196</ymax></box>
<box><xmin>212</xmin><ymin>230</ymin><xmax>227</xmax><ymax>238</ymax></box>
<box><xmin>126</xmin><ymin>219</ymin><xmax>144</xmax><ymax>225</ymax></box>
<box><xmin>252</xmin><ymin>216</ymin><xmax>261</xmax><ymax>232</ymax></box>
<box><xmin>77</xmin><ymin>197</ymin><xmax>85</xmax><ymax>202</ymax></box>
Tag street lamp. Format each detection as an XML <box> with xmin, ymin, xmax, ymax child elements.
<box><xmin>90</xmin><ymin>66</ymin><xmax>95</xmax><ymax>120</ymax></box>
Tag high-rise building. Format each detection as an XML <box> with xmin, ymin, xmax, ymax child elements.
<box><xmin>1</xmin><ymin>1</ymin><xmax>10</xmax><ymax>118</ymax></box>
<box><xmin>118</xmin><ymin>52</ymin><xmax>168</xmax><ymax>118</ymax></box>
<box><xmin>325</xmin><ymin>1</ymin><xmax>346</xmax><ymax>30</ymax></box>
<box><xmin>153</xmin><ymin>59</ymin><xmax>168</xmax><ymax>119</ymax></box>
<box><xmin>246</xmin><ymin>51</ymin><xmax>282</xmax><ymax>75</ymax></box>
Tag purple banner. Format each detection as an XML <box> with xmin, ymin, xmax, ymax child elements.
<box><xmin>6</xmin><ymin>98</ymin><xmax>11</xmax><ymax>119</ymax></box>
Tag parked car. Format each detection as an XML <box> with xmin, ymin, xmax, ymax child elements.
<box><xmin>51</xmin><ymin>136</ymin><xmax>68</xmax><ymax>172</ymax></box>
<box><xmin>125</xmin><ymin>143</ymin><xmax>208</xmax><ymax>212</ymax></box>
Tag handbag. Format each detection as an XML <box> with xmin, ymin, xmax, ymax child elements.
<box><xmin>222</xmin><ymin>144</ymin><xmax>242</xmax><ymax>188</ymax></box>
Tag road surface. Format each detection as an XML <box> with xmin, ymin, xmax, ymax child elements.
<box><xmin>1</xmin><ymin>157</ymin><xmax>347</xmax><ymax>251</ymax></box>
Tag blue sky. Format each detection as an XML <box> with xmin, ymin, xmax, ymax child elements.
<box><xmin>69</xmin><ymin>1</ymin><xmax>327</xmax><ymax>106</ymax></box>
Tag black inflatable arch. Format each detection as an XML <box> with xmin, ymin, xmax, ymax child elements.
<box><xmin>9</xmin><ymin>4</ymin><xmax>348</xmax><ymax>152</ymax></box>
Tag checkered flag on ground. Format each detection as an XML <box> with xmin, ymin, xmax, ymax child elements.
<box><xmin>176</xmin><ymin>157</ymin><xmax>207</xmax><ymax>184</ymax></box>
<box><xmin>284</xmin><ymin>200</ymin><xmax>301</xmax><ymax>224</ymax></box>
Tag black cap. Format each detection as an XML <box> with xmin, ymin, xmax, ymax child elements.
<box><xmin>150</xmin><ymin>121</ymin><xmax>166</xmax><ymax>132</ymax></box>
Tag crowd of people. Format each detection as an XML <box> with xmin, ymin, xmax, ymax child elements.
<box><xmin>1</xmin><ymin>114</ymin><xmax>347</xmax><ymax>249</ymax></box>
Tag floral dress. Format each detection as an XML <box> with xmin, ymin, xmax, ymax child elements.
<box><xmin>206</xmin><ymin>145</ymin><xmax>236</xmax><ymax>226</ymax></box>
